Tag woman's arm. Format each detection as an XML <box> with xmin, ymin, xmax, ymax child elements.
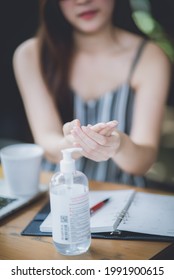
<box><xmin>71</xmin><ymin>43</ymin><xmax>171</xmax><ymax>175</ymax></box>
<box><xmin>13</xmin><ymin>38</ymin><xmax>75</xmax><ymax>163</ymax></box>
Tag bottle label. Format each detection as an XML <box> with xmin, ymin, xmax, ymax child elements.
<box><xmin>50</xmin><ymin>184</ymin><xmax>90</xmax><ymax>244</ymax></box>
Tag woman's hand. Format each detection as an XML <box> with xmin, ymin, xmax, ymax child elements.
<box><xmin>71</xmin><ymin>120</ymin><xmax>121</xmax><ymax>162</ymax></box>
<box><xmin>89</xmin><ymin>120</ymin><xmax>118</xmax><ymax>136</ymax></box>
<box><xmin>63</xmin><ymin>119</ymin><xmax>81</xmax><ymax>146</ymax></box>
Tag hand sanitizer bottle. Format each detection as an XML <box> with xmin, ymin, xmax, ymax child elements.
<box><xmin>49</xmin><ymin>148</ymin><xmax>91</xmax><ymax>255</ymax></box>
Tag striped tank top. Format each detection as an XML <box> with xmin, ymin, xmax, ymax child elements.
<box><xmin>42</xmin><ymin>40</ymin><xmax>148</xmax><ymax>187</ymax></box>
<box><xmin>74</xmin><ymin>40</ymin><xmax>148</xmax><ymax>187</ymax></box>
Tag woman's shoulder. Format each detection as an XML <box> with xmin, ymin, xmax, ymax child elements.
<box><xmin>13</xmin><ymin>37</ymin><xmax>39</xmax><ymax>65</ymax></box>
<box><xmin>137</xmin><ymin>40</ymin><xmax>171</xmax><ymax>78</ymax></box>
<box><xmin>117</xmin><ymin>28</ymin><xmax>171</xmax><ymax>86</ymax></box>
<box><xmin>117</xmin><ymin>28</ymin><xmax>170</xmax><ymax>64</ymax></box>
<box><xmin>121</xmin><ymin>29</ymin><xmax>170</xmax><ymax>68</ymax></box>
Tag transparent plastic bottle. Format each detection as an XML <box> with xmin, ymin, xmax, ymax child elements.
<box><xmin>50</xmin><ymin>148</ymin><xmax>91</xmax><ymax>255</ymax></box>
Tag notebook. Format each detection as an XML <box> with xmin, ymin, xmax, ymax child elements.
<box><xmin>39</xmin><ymin>189</ymin><xmax>174</xmax><ymax>239</ymax></box>
<box><xmin>0</xmin><ymin>179</ymin><xmax>48</xmax><ymax>220</ymax></box>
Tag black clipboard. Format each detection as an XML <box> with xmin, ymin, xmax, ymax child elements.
<box><xmin>21</xmin><ymin>201</ymin><xmax>174</xmax><ymax>242</ymax></box>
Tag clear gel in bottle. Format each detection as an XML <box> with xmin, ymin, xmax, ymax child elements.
<box><xmin>50</xmin><ymin>148</ymin><xmax>91</xmax><ymax>255</ymax></box>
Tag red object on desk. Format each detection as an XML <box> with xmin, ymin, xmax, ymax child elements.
<box><xmin>90</xmin><ymin>198</ymin><xmax>110</xmax><ymax>215</ymax></box>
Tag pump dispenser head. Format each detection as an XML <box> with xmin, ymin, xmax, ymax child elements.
<box><xmin>60</xmin><ymin>148</ymin><xmax>82</xmax><ymax>173</ymax></box>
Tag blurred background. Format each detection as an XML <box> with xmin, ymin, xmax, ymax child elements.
<box><xmin>0</xmin><ymin>0</ymin><xmax>174</xmax><ymax>189</ymax></box>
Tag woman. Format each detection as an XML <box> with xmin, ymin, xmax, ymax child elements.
<box><xmin>13</xmin><ymin>0</ymin><xmax>171</xmax><ymax>186</ymax></box>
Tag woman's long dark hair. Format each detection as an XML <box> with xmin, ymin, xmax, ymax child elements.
<box><xmin>37</xmin><ymin>0</ymin><xmax>74</xmax><ymax>123</ymax></box>
<box><xmin>37</xmin><ymin>0</ymin><xmax>140</xmax><ymax>123</ymax></box>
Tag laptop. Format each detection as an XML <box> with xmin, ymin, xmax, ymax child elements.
<box><xmin>0</xmin><ymin>179</ymin><xmax>48</xmax><ymax>221</ymax></box>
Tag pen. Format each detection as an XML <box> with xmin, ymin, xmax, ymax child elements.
<box><xmin>90</xmin><ymin>198</ymin><xmax>110</xmax><ymax>215</ymax></box>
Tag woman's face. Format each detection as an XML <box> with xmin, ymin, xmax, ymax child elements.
<box><xmin>58</xmin><ymin>0</ymin><xmax>115</xmax><ymax>34</ymax></box>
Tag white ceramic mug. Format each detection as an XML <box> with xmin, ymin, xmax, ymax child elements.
<box><xmin>0</xmin><ymin>143</ymin><xmax>44</xmax><ymax>196</ymax></box>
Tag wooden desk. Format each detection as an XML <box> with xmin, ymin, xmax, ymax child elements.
<box><xmin>0</xmin><ymin>167</ymin><xmax>172</xmax><ymax>260</ymax></box>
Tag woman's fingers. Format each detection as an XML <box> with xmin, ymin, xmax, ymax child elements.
<box><xmin>90</xmin><ymin>120</ymin><xmax>118</xmax><ymax>136</ymax></box>
<box><xmin>72</xmin><ymin>126</ymin><xmax>99</xmax><ymax>150</ymax></box>
<box><xmin>82</xmin><ymin>126</ymin><xmax>108</xmax><ymax>146</ymax></box>
<box><xmin>89</xmin><ymin>122</ymin><xmax>106</xmax><ymax>133</ymax></box>
<box><xmin>71</xmin><ymin>125</ymin><xmax>121</xmax><ymax>161</ymax></box>
<box><xmin>63</xmin><ymin>119</ymin><xmax>80</xmax><ymax>136</ymax></box>
<box><xmin>70</xmin><ymin>120</ymin><xmax>120</xmax><ymax>161</ymax></box>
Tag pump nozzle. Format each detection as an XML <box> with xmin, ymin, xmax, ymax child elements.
<box><xmin>60</xmin><ymin>148</ymin><xmax>82</xmax><ymax>173</ymax></box>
